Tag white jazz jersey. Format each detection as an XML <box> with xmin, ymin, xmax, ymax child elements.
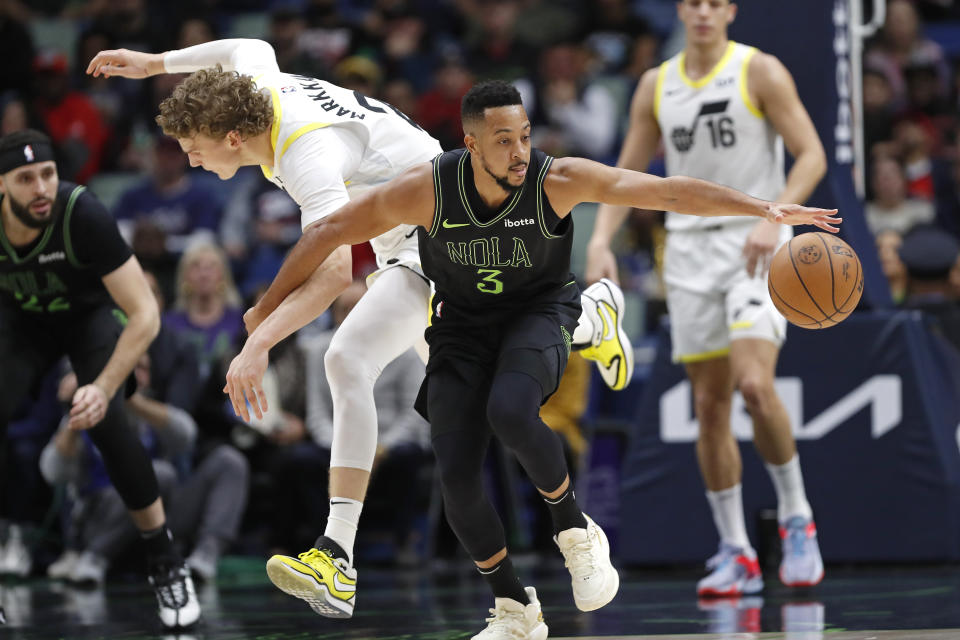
<box><xmin>165</xmin><ymin>39</ymin><xmax>442</xmax><ymax>266</ymax></box>
<box><xmin>655</xmin><ymin>41</ymin><xmax>785</xmax><ymax>232</ymax></box>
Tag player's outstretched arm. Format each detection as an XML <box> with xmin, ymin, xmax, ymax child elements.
<box><xmin>253</xmin><ymin>162</ymin><xmax>437</xmax><ymax>323</ymax></box>
<box><xmin>69</xmin><ymin>257</ymin><xmax>160</xmax><ymax>430</ymax></box>
<box><xmin>545</xmin><ymin>157</ymin><xmax>841</xmax><ymax>232</ymax></box>
<box><xmin>87</xmin><ymin>38</ymin><xmax>278</xmax><ymax>79</ymax></box>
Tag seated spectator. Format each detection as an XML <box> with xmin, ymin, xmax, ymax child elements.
<box><xmin>266</xmin><ymin>282</ymin><xmax>430</xmax><ymax>556</ymax></box>
<box><xmin>113</xmin><ymin>135</ymin><xmax>224</xmax><ymax>257</ymax></box>
<box><xmin>220</xmin><ymin>174</ymin><xmax>302</xmax><ymax>299</ymax></box>
<box><xmin>0</xmin><ymin>91</ymin><xmax>42</xmax><ymax>136</ymax></box>
<box><xmin>876</xmin><ymin>229</ymin><xmax>908</xmax><ymax>305</ymax></box>
<box><xmin>41</xmin><ymin>358</ymin><xmax>248</xmax><ymax>584</ymax></box>
<box><xmin>865</xmin><ymin>156</ymin><xmax>935</xmax><ymax>234</ymax></box>
<box><xmin>143</xmin><ymin>269</ymin><xmax>200</xmax><ymax>415</ymax></box>
<box><xmin>865</xmin><ymin>0</ymin><xmax>951</xmax><ymax>108</ymax></box>
<box><xmin>893</xmin><ymin>117</ymin><xmax>936</xmax><ymax>200</ymax></box>
<box><xmin>933</xmin><ymin>129</ymin><xmax>960</xmax><ymax>239</ymax></box>
<box><xmin>0</xmin><ymin>369</ymin><xmax>63</xmax><ymax>578</ymax></box>
<box><xmin>163</xmin><ymin>243</ymin><xmax>244</xmax><ymax>384</ymax></box>
<box><xmin>898</xmin><ymin>224</ymin><xmax>960</xmax><ymax>351</ymax></box>
<box><xmin>517</xmin><ymin>41</ymin><xmax>618</xmax><ymax>161</ymax></box>
<box><xmin>417</xmin><ymin>55</ymin><xmax>473</xmax><ymax>150</ymax></box>
<box><xmin>31</xmin><ymin>50</ymin><xmax>109</xmax><ymax>183</ymax></box>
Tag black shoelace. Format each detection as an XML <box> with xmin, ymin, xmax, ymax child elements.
<box><xmin>150</xmin><ymin>563</ymin><xmax>189</xmax><ymax>608</ymax></box>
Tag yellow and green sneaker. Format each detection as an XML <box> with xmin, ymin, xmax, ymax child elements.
<box><xmin>579</xmin><ymin>278</ymin><xmax>634</xmax><ymax>391</ymax></box>
<box><xmin>266</xmin><ymin>547</ymin><xmax>357</xmax><ymax>618</ymax></box>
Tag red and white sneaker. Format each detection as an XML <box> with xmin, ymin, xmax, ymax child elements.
<box><xmin>696</xmin><ymin>543</ymin><xmax>763</xmax><ymax>598</ymax></box>
<box><xmin>779</xmin><ymin>516</ymin><xmax>824</xmax><ymax>588</ymax></box>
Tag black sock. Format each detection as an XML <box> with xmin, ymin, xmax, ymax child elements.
<box><xmin>544</xmin><ymin>485</ymin><xmax>588</xmax><ymax>535</ymax></box>
<box><xmin>313</xmin><ymin>535</ymin><xmax>348</xmax><ymax>562</ymax></box>
<box><xmin>478</xmin><ymin>556</ymin><xmax>529</xmax><ymax>604</ymax></box>
<box><xmin>140</xmin><ymin>524</ymin><xmax>176</xmax><ymax>560</ymax></box>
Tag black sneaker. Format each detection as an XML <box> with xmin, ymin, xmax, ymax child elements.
<box><xmin>148</xmin><ymin>557</ymin><xmax>200</xmax><ymax>628</ymax></box>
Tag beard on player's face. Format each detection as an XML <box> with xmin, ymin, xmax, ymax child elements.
<box><xmin>482</xmin><ymin>159</ymin><xmax>522</xmax><ymax>195</ymax></box>
<box><xmin>7</xmin><ymin>192</ymin><xmax>55</xmax><ymax>229</ymax></box>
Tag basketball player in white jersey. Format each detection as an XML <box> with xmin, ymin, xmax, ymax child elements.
<box><xmin>587</xmin><ymin>0</ymin><xmax>827</xmax><ymax>596</ymax></box>
<box><xmin>87</xmin><ymin>38</ymin><xmax>634</xmax><ymax>618</ymax></box>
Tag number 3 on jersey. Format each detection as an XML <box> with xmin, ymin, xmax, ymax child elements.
<box><xmin>476</xmin><ymin>269</ymin><xmax>503</xmax><ymax>294</ymax></box>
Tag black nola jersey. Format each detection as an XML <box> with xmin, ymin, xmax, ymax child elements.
<box><xmin>417</xmin><ymin>148</ymin><xmax>576</xmax><ymax>319</ymax></box>
<box><xmin>0</xmin><ymin>182</ymin><xmax>131</xmax><ymax>324</ymax></box>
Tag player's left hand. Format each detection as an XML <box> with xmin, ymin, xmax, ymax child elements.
<box><xmin>766</xmin><ymin>204</ymin><xmax>841</xmax><ymax>232</ymax></box>
<box><xmin>243</xmin><ymin>306</ymin><xmax>266</xmax><ymax>336</ymax></box>
<box><xmin>68</xmin><ymin>384</ymin><xmax>109</xmax><ymax>430</ymax></box>
<box><xmin>224</xmin><ymin>345</ymin><xmax>269</xmax><ymax>422</ymax></box>
<box><xmin>743</xmin><ymin>220</ymin><xmax>782</xmax><ymax>278</ymax></box>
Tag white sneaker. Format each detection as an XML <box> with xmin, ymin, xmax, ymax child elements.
<box><xmin>471</xmin><ymin>586</ymin><xmax>548</xmax><ymax>640</ymax></box>
<box><xmin>69</xmin><ymin>551</ymin><xmax>109</xmax><ymax>585</ymax></box>
<box><xmin>0</xmin><ymin>527</ymin><xmax>32</xmax><ymax>578</ymax></box>
<box><xmin>579</xmin><ymin>279</ymin><xmax>634</xmax><ymax>391</ymax></box>
<box><xmin>554</xmin><ymin>514</ymin><xmax>620</xmax><ymax>611</ymax></box>
<box><xmin>47</xmin><ymin>550</ymin><xmax>81</xmax><ymax>580</ymax></box>
<box><xmin>148</xmin><ymin>558</ymin><xmax>201</xmax><ymax>628</ymax></box>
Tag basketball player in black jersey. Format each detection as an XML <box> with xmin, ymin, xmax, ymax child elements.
<box><xmin>233</xmin><ymin>82</ymin><xmax>840</xmax><ymax>639</ymax></box>
<box><xmin>0</xmin><ymin>130</ymin><xmax>199</xmax><ymax>629</ymax></box>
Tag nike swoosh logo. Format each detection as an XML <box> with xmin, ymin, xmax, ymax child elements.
<box><xmin>404</xmin><ymin>228</ymin><xmax>417</xmax><ymax>238</ymax></box>
<box><xmin>442</xmin><ymin>220</ymin><xmax>469</xmax><ymax>229</ymax></box>
<box><xmin>597</xmin><ymin>301</ymin><xmax>616</xmax><ymax>342</ymax></box>
<box><xmin>332</xmin><ymin>573</ymin><xmax>356</xmax><ymax>592</ymax></box>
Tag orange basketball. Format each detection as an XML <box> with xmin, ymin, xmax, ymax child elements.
<box><xmin>767</xmin><ymin>232</ymin><xmax>864</xmax><ymax>329</ymax></box>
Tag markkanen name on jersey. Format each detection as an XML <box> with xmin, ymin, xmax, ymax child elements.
<box><xmin>446</xmin><ymin>237</ymin><xmax>533</xmax><ymax>269</ymax></box>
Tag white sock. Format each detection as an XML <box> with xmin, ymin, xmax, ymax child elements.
<box><xmin>706</xmin><ymin>484</ymin><xmax>753</xmax><ymax>552</ymax></box>
<box><xmin>765</xmin><ymin>455</ymin><xmax>813</xmax><ymax>523</ymax></box>
<box><xmin>572</xmin><ymin>300</ymin><xmax>598</xmax><ymax>347</ymax></box>
<box><xmin>324</xmin><ymin>497</ymin><xmax>363</xmax><ymax>565</ymax></box>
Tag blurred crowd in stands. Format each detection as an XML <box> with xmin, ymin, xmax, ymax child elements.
<box><xmin>0</xmin><ymin>0</ymin><xmax>959</xmax><ymax>584</ymax></box>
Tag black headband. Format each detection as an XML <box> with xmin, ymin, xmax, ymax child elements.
<box><xmin>0</xmin><ymin>140</ymin><xmax>56</xmax><ymax>175</ymax></box>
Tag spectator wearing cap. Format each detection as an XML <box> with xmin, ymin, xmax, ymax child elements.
<box><xmin>899</xmin><ymin>224</ymin><xmax>960</xmax><ymax>351</ymax></box>
<box><xmin>30</xmin><ymin>50</ymin><xmax>109</xmax><ymax>183</ymax></box>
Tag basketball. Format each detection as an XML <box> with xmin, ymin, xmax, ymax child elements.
<box><xmin>767</xmin><ymin>232</ymin><xmax>864</xmax><ymax>329</ymax></box>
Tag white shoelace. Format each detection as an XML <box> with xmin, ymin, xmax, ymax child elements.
<box><xmin>563</xmin><ymin>540</ymin><xmax>597</xmax><ymax>580</ymax></box>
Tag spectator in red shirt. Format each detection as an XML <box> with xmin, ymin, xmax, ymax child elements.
<box><xmin>418</xmin><ymin>55</ymin><xmax>473</xmax><ymax>150</ymax></box>
<box><xmin>31</xmin><ymin>51</ymin><xmax>108</xmax><ymax>183</ymax></box>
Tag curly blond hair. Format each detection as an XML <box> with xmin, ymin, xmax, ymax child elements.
<box><xmin>156</xmin><ymin>65</ymin><xmax>273</xmax><ymax>139</ymax></box>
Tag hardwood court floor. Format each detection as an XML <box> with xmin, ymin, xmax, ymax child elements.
<box><xmin>1</xmin><ymin>557</ymin><xmax>958</xmax><ymax>639</ymax></box>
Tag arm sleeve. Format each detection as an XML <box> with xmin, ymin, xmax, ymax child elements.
<box><xmin>71</xmin><ymin>190</ymin><xmax>133</xmax><ymax>277</ymax></box>
<box><xmin>278</xmin><ymin>131</ymin><xmax>353</xmax><ymax>230</ymax></box>
<box><xmin>163</xmin><ymin>39</ymin><xmax>280</xmax><ymax>75</ymax></box>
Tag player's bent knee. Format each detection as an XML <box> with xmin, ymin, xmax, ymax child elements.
<box><xmin>324</xmin><ymin>342</ymin><xmax>377</xmax><ymax>387</ymax></box>
<box><xmin>737</xmin><ymin>375</ymin><xmax>776</xmax><ymax>410</ymax></box>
